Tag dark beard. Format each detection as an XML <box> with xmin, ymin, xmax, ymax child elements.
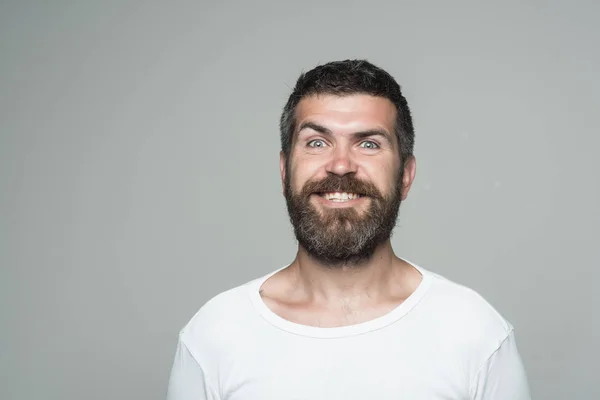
<box><xmin>284</xmin><ymin>170</ymin><xmax>403</xmax><ymax>267</ymax></box>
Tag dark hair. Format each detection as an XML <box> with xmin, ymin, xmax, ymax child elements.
<box><xmin>279</xmin><ymin>59</ymin><xmax>414</xmax><ymax>163</ymax></box>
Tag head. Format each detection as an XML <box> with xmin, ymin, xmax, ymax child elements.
<box><xmin>279</xmin><ymin>59</ymin><xmax>416</xmax><ymax>266</ymax></box>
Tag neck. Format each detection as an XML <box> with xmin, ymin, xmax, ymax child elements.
<box><xmin>289</xmin><ymin>240</ymin><xmax>409</xmax><ymax>302</ymax></box>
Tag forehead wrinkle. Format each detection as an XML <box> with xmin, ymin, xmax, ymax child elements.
<box><xmin>293</xmin><ymin>94</ymin><xmax>397</xmax><ymax>149</ymax></box>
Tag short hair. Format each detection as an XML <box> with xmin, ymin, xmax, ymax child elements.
<box><xmin>279</xmin><ymin>59</ymin><xmax>414</xmax><ymax>163</ymax></box>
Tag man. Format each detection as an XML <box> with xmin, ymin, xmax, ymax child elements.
<box><xmin>166</xmin><ymin>60</ymin><xmax>531</xmax><ymax>399</ymax></box>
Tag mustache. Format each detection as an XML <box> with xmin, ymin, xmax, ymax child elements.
<box><xmin>300</xmin><ymin>174</ymin><xmax>383</xmax><ymax>199</ymax></box>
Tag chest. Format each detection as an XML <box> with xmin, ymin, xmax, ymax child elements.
<box><xmin>217</xmin><ymin>335</ymin><xmax>470</xmax><ymax>400</ymax></box>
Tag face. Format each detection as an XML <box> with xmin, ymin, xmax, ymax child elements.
<box><xmin>281</xmin><ymin>94</ymin><xmax>416</xmax><ymax>266</ymax></box>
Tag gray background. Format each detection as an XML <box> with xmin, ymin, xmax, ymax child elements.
<box><xmin>1</xmin><ymin>1</ymin><xmax>598</xmax><ymax>399</ymax></box>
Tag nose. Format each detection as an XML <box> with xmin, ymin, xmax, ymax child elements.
<box><xmin>325</xmin><ymin>144</ymin><xmax>357</xmax><ymax>176</ymax></box>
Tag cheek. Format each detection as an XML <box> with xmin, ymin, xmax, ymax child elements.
<box><xmin>363</xmin><ymin>159</ymin><xmax>398</xmax><ymax>193</ymax></box>
<box><xmin>289</xmin><ymin>158</ymin><xmax>323</xmax><ymax>190</ymax></box>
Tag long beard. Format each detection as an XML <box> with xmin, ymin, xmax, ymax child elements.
<box><xmin>284</xmin><ymin>171</ymin><xmax>403</xmax><ymax>267</ymax></box>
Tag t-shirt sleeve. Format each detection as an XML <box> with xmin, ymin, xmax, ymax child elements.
<box><xmin>469</xmin><ymin>330</ymin><xmax>531</xmax><ymax>400</ymax></box>
<box><xmin>166</xmin><ymin>336</ymin><xmax>221</xmax><ymax>400</ymax></box>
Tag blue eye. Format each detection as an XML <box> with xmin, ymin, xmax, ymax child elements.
<box><xmin>360</xmin><ymin>140</ymin><xmax>379</xmax><ymax>149</ymax></box>
<box><xmin>308</xmin><ymin>139</ymin><xmax>326</xmax><ymax>148</ymax></box>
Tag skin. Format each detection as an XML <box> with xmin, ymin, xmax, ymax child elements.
<box><xmin>261</xmin><ymin>93</ymin><xmax>421</xmax><ymax>328</ymax></box>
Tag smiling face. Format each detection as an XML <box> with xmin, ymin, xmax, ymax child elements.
<box><xmin>281</xmin><ymin>93</ymin><xmax>416</xmax><ymax>266</ymax></box>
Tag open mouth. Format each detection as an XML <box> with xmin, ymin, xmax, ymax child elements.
<box><xmin>315</xmin><ymin>191</ymin><xmax>363</xmax><ymax>202</ymax></box>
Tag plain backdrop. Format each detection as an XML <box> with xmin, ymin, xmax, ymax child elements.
<box><xmin>1</xmin><ymin>1</ymin><xmax>599</xmax><ymax>399</ymax></box>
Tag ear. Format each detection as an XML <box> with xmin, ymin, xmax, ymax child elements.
<box><xmin>400</xmin><ymin>156</ymin><xmax>417</xmax><ymax>201</ymax></box>
<box><xmin>279</xmin><ymin>151</ymin><xmax>287</xmax><ymax>197</ymax></box>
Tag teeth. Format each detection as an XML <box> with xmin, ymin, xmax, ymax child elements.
<box><xmin>323</xmin><ymin>192</ymin><xmax>359</xmax><ymax>202</ymax></box>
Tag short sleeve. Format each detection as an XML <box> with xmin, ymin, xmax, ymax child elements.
<box><xmin>166</xmin><ymin>336</ymin><xmax>221</xmax><ymax>400</ymax></box>
<box><xmin>469</xmin><ymin>330</ymin><xmax>531</xmax><ymax>400</ymax></box>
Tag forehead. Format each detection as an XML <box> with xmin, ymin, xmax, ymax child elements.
<box><xmin>295</xmin><ymin>94</ymin><xmax>397</xmax><ymax>133</ymax></box>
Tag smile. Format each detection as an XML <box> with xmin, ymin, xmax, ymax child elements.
<box><xmin>318</xmin><ymin>192</ymin><xmax>362</xmax><ymax>202</ymax></box>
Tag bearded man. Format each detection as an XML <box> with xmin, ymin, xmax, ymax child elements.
<box><xmin>166</xmin><ymin>59</ymin><xmax>531</xmax><ymax>400</ymax></box>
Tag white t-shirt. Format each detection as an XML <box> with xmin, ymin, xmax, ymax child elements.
<box><xmin>166</xmin><ymin>262</ymin><xmax>531</xmax><ymax>400</ymax></box>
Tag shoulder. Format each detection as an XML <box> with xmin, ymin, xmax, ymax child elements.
<box><xmin>174</xmin><ymin>266</ymin><xmax>285</xmax><ymax>360</ymax></box>
<box><xmin>417</xmin><ymin>266</ymin><xmax>514</xmax><ymax>351</ymax></box>
<box><xmin>180</xmin><ymin>278</ymin><xmax>258</xmax><ymax>336</ymax></box>
<box><xmin>177</xmin><ymin>275</ymin><xmax>264</xmax><ymax>360</ymax></box>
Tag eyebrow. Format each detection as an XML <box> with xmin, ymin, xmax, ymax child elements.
<box><xmin>297</xmin><ymin>121</ymin><xmax>393</xmax><ymax>144</ymax></box>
